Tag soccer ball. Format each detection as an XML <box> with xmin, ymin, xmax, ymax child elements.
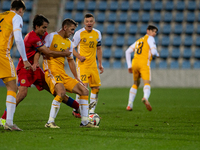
<box><xmin>89</xmin><ymin>113</ymin><xmax>100</xmax><ymax>126</ymax></box>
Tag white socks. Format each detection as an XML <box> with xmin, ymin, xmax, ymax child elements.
<box><xmin>128</xmin><ymin>87</ymin><xmax>137</xmax><ymax>108</ymax></box>
<box><xmin>143</xmin><ymin>84</ymin><xmax>151</xmax><ymax>101</ymax></box>
<box><xmin>6</xmin><ymin>95</ymin><xmax>16</xmax><ymax>125</ymax></box>
<box><xmin>79</xmin><ymin>96</ymin><xmax>89</xmax><ymax>125</ymax></box>
<box><xmin>89</xmin><ymin>92</ymin><xmax>98</xmax><ymax>114</ymax></box>
<box><xmin>48</xmin><ymin>100</ymin><xmax>61</xmax><ymax>123</ymax></box>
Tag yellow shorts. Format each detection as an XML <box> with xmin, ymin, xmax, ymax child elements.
<box><xmin>132</xmin><ymin>61</ymin><xmax>151</xmax><ymax>81</ymax></box>
<box><xmin>0</xmin><ymin>53</ymin><xmax>16</xmax><ymax>82</ymax></box>
<box><xmin>45</xmin><ymin>68</ymin><xmax>79</xmax><ymax>94</ymax></box>
<box><xmin>77</xmin><ymin>66</ymin><xmax>101</xmax><ymax>87</ymax></box>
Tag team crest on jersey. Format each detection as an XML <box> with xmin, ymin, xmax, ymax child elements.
<box><xmin>37</xmin><ymin>41</ymin><xmax>42</xmax><ymax>46</ymax></box>
<box><xmin>21</xmin><ymin>79</ymin><xmax>26</xmax><ymax>84</ymax></box>
<box><xmin>83</xmin><ymin>38</ymin><xmax>87</xmax><ymax>42</ymax></box>
<box><xmin>54</xmin><ymin>44</ymin><xmax>58</xmax><ymax>48</ymax></box>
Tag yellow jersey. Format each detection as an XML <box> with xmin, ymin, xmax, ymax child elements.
<box><xmin>133</xmin><ymin>35</ymin><xmax>153</xmax><ymax>66</ymax></box>
<box><xmin>43</xmin><ymin>32</ymin><xmax>73</xmax><ymax>72</ymax></box>
<box><xmin>72</xmin><ymin>28</ymin><xmax>102</xmax><ymax>67</ymax></box>
<box><xmin>0</xmin><ymin>11</ymin><xmax>18</xmax><ymax>55</ymax></box>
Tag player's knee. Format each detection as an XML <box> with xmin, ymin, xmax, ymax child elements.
<box><xmin>81</xmin><ymin>88</ymin><xmax>89</xmax><ymax>96</ymax></box>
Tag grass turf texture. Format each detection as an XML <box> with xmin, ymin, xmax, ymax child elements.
<box><xmin>0</xmin><ymin>87</ymin><xmax>200</xmax><ymax>150</ymax></box>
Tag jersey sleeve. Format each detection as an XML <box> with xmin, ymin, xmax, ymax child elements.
<box><xmin>31</xmin><ymin>35</ymin><xmax>44</xmax><ymax>49</ymax></box>
<box><xmin>96</xmin><ymin>30</ymin><xmax>102</xmax><ymax>46</ymax></box>
<box><xmin>126</xmin><ymin>42</ymin><xmax>136</xmax><ymax>68</ymax></box>
<box><xmin>12</xmin><ymin>14</ymin><xmax>27</xmax><ymax>61</ymax></box>
<box><xmin>147</xmin><ymin>36</ymin><xmax>159</xmax><ymax>56</ymax></box>
<box><xmin>45</xmin><ymin>33</ymin><xmax>54</xmax><ymax>48</ymax></box>
<box><xmin>72</xmin><ymin>31</ymin><xmax>81</xmax><ymax>48</ymax></box>
<box><xmin>67</xmin><ymin>40</ymin><xmax>74</xmax><ymax>59</ymax></box>
<box><xmin>12</xmin><ymin>14</ymin><xmax>23</xmax><ymax>31</ymax></box>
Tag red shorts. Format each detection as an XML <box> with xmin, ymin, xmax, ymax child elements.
<box><xmin>17</xmin><ymin>67</ymin><xmax>46</xmax><ymax>91</ymax></box>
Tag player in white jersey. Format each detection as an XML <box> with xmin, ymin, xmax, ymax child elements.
<box><xmin>72</xmin><ymin>13</ymin><xmax>104</xmax><ymax>117</ymax></box>
<box><xmin>0</xmin><ymin>0</ymin><xmax>31</xmax><ymax>131</ymax></box>
<box><xmin>126</xmin><ymin>25</ymin><xmax>159</xmax><ymax>111</ymax></box>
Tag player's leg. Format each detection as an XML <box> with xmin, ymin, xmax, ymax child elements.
<box><xmin>141</xmin><ymin>66</ymin><xmax>152</xmax><ymax>111</ymax></box>
<box><xmin>89</xmin><ymin>87</ymin><xmax>99</xmax><ymax>114</ymax></box>
<box><xmin>16</xmin><ymin>86</ymin><xmax>28</xmax><ymax>106</ymax></box>
<box><xmin>71</xmin><ymin>82</ymin><xmax>98</xmax><ymax>128</ymax></box>
<box><xmin>3</xmin><ymin>78</ymin><xmax>22</xmax><ymax>131</ymax></box>
<box><xmin>88</xmin><ymin>68</ymin><xmax>101</xmax><ymax>114</ymax></box>
<box><xmin>72</xmin><ymin>64</ymin><xmax>89</xmax><ymax>118</ymax></box>
<box><xmin>126</xmin><ymin>78</ymin><xmax>140</xmax><ymax>111</ymax></box>
<box><xmin>142</xmin><ymin>80</ymin><xmax>152</xmax><ymax>111</ymax></box>
<box><xmin>45</xmin><ymin>83</ymin><xmax>66</xmax><ymax>128</ymax></box>
<box><xmin>0</xmin><ymin>86</ymin><xmax>28</xmax><ymax>125</ymax></box>
<box><xmin>72</xmin><ymin>83</ymin><xmax>89</xmax><ymax>124</ymax></box>
<box><xmin>42</xmin><ymin>81</ymin><xmax>80</xmax><ymax>117</ymax></box>
<box><xmin>72</xmin><ymin>94</ymin><xmax>81</xmax><ymax>118</ymax></box>
<box><xmin>72</xmin><ymin>83</ymin><xmax>88</xmax><ymax>118</ymax></box>
<box><xmin>126</xmin><ymin>66</ymin><xmax>140</xmax><ymax>111</ymax></box>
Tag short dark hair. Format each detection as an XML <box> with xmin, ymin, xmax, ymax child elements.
<box><xmin>62</xmin><ymin>18</ymin><xmax>78</xmax><ymax>28</ymax></box>
<box><xmin>147</xmin><ymin>25</ymin><xmax>158</xmax><ymax>32</ymax></box>
<box><xmin>84</xmin><ymin>13</ymin><xmax>94</xmax><ymax>19</ymax></box>
<box><xmin>11</xmin><ymin>0</ymin><xmax>26</xmax><ymax>11</ymax></box>
<box><xmin>33</xmin><ymin>14</ymin><xmax>49</xmax><ymax>29</ymax></box>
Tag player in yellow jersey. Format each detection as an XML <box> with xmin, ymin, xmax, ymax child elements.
<box><xmin>43</xmin><ymin>18</ymin><xmax>98</xmax><ymax>128</ymax></box>
<box><xmin>72</xmin><ymin>13</ymin><xmax>104</xmax><ymax>116</ymax></box>
<box><xmin>125</xmin><ymin>25</ymin><xmax>159</xmax><ymax>111</ymax></box>
<box><xmin>0</xmin><ymin>0</ymin><xmax>31</xmax><ymax>131</ymax></box>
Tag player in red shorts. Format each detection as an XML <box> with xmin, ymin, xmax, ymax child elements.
<box><xmin>0</xmin><ymin>15</ymin><xmax>80</xmax><ymax>128</ymax></box>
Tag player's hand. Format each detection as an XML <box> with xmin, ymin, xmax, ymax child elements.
<box><xmin>63</xmin><ymin>48</ymin><xmax>72</xmax><ymax>57</ymax></box>
<box><xmin>78</xmin><ymin>55</ymin><xmax>86</xmax><ymax>62</ymax></box>
<box><xmin>32</xmin><ymin>63</ymin><xmax>39</xmax><ymax>71</ymax></box>
<box><xmin>23</xmin><ymin>60</ymin><xmax>32</xmax><ymax>70</ymax></box>
<box><xmin>128</xmin><ymin>68</ymin><xmax>132</xmax><ymax>73</ymax></box>
<box><xmin>156</xmin><ymin>52</ymin><xmax>160</xmax><ymax>58</ymax></box>
<box><xmin>75</xmin><ymin>77</ymin><xmax>87</xmax><ymax>88</ymax></box>
<box><xmin>99</xmin><ymin>64</ymin><xmax>104</xmax><ymax>74</ymax></box>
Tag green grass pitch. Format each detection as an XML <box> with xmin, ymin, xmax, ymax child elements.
<box><xmin>0</xmin><ymin>87</ymin><xmax>200</xmax><ymax>150</ymax></box>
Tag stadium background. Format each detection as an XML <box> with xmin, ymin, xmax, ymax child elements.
<box><xmin>0</xmin><ymin>0</ymin><xmax>200</xmax><ymax>87</ymax></box>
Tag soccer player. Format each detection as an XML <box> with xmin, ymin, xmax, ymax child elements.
<box><xmin>0</xmin><ymin>0</ymin><xmax>32</xmax><ymax>131</ymax></box>
<box><xmin>125</xmin><ymin>25</ymin><xmax>159</xmax><ymax>111</ymax></box>
<box><xmin>43</xmin><ymin>18</ymin><xmax>98</xmax><ymax>128</ymax></box>
<box><xmin>0</xmin><ymin>14</ymin><xmax>80</xmax><ymax>129</ymax></box>
<box><xmin>72</xmin><ymin>13</ymin><xmax>104</xmax><ymax>117</ymax></box>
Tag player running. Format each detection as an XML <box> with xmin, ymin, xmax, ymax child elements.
<box><xmin>126</xmin><ymin>25</ymin><xmax>159</xmax><ymax>111</ymax></box>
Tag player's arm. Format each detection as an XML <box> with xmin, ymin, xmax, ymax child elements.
<box><xmin>125</xmin><ymin>43</ymin><xmax>135</xmax><ymax>73</ymax></box>
<box><xmin>67</xmin><ymin>58</ymin><xmax>78</xmax><ymax>79</ymax></box>
<box><xmin>97</xmin><ymin>46</ymin><xmax>104</xmax><ymax>74</ymax></box>
<box><xmin>12</xmin><ymin>15</ymin><xmax>31</xmax><ymax>70</ymax></box>
<box><xmin>73</xmin><ymin>48</ymin><xmax>86</xmax><ymax>62</ymax></box>
<box><xmin>72</xmin><ymin>31</ymin><xmax>86</xmax><ymax>62</ymax></box>
<box><xmin>96</xmin><ymin>31</ymin><xmax>103</xmax><ymax>74</ymax></box>
<box><xmin>148</xmin><ymin>36</ymin><xmax>159</xmax><ymax>57</ymax></box>
<box><xmin>68</xmin><ymin>41</ymin><xmax>78</xmax><ymax>79</ymax></box>
<box><xmin>38</xmin><ymin>45</ymin><xmax>71</xmax><ymax>58</ymax></box>
<box><xmin>67</xmin><ymin>57</ymin><xmax>85</xmax><ymax>85</ymax></box>
<box><xmin>32</xmin><ymin>52</ymin><xmax>40</xmax><ymax>71</ymax></box>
